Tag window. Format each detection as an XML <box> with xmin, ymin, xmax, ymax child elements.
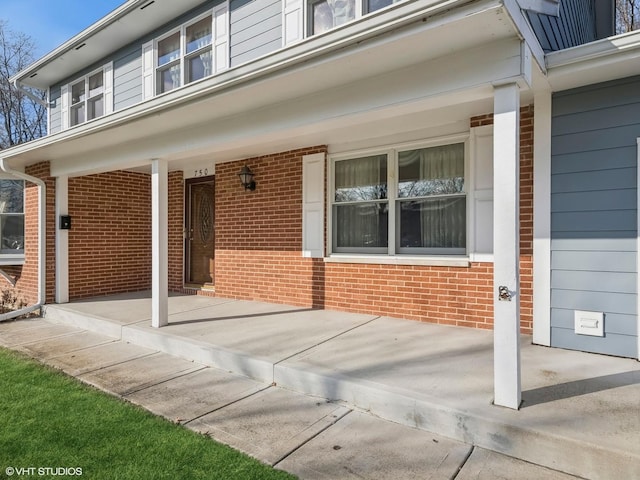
<box><xmin>0</xmin><ymin>180</ymin><xmax>25</xmax><ymax>255</ymax></box>
<box><xmin>331</xmin><ymin>141</ymin><xmax>466</xmax><ymax>255</ymax></box>
<box><xmin>62</xmin><ymin>64</ymin><xmax>112</xmax><ymax>130</ymax></box>
<box><xmin>307</xmin><ymin>0</ymin><xmax>401</xmax><ymax>35</ymax></box>
<box><xmin>70</xmin><ymin>70</ymin><xmax>105</xmax><ymax>127</ymax></box>
<box><xmin>156</xmin><ymin>14</ymin><xmax>213</xmax><ymax>94</ymax></box>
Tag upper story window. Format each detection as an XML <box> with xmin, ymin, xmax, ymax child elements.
<box><xmin>143</xmin><ymin>5</ymin><xmax>228</xmax><ymax>100</ymax></box>
<box><xmin>61</xmin><ymin>63</ymin><xmax>113</xmax><ymax>131</ymax></box>
<box><xmin>0</xmin><ymin>180</ymin><xmax>25</xmax><ymax>257</ymax></box>
<box><xmin>70</xmin><ymin>70</ymin><xmax>104</xmax><ymax>126</ymax></box>
<box><xmin>330</xmin><ymin>141</ymin><xmax>466</xmax><ymax>255</ymax></box>
<box><xmin>307</xmin><ymin>0</ymin><xmax>401</xmax><ymax>36</ymax></box>
<box><xmin>156</xmin><ymin>14</ymin><xmax>213</xmax><ymax>94</ymax></box>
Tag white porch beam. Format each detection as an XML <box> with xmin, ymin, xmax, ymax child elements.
<box><xmin>493</xmin><ymin>83</ymin><xmax>521</xmax><ymax>410</ymax></box>
<box><xmin>55</xmin><ymin>176</ymin><xmax>69</xmax><ymax>304</ymax></box>
<box><xmin>151</xmin><ymin>158</ymin><xmax>168</xmax><ymax>328</ymax></box>
<box><xmin>533</xmin><ymin>90</ymin><xmax>552</xmax><ymax>346</ymax></box>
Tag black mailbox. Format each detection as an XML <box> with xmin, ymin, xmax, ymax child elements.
<box><xmin>60</xmin><ymin>215</ymin><xmax>72</xmax><ymax>230</ymax></box>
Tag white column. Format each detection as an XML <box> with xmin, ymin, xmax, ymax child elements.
<box><xmin>493</xmin><ymin>83</ymin><xmax>521</xmax><ymax>410</ymax></box>
<box><xmin>55</xmin><ymin>176</ymin><xmax>69</xmax><ymax>304</ymax></box>
<box><xmin>152</xmin><ymin>159</ymin><xmax>169</xmax><ymax>328</ymax></box>
<box><xmin>533</xmin><ymin>90</ymin><xmax>552</xmax><ymax>346</ymax></box>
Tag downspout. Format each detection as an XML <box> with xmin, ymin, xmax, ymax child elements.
<box><xmin>0</xmin><ymin>158</ymin><xmax>46</xmax><ymax>321</ymax></box>
<box><xmin>12</xmin><ymin>80</ymin><xmax>50</xmax><ymax>107</ymax></box>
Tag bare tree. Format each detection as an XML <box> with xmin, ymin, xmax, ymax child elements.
<box><xmin>0</xmin><ymin>21</ymin><xmax>46</xmax><ymax>149</ymax></box>
<box><xmin>617</xmin><ymin>0</ymin><xmax>640</xmax><ymax>33</ymax></box>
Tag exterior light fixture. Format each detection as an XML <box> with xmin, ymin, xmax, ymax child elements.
<box><xmin>238</xmin><ymin>165</ymin><xmax>256</xmax><ymax>191</ymax></box>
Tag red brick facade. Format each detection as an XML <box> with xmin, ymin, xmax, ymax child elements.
<box><xmin>5</xmin><ymin>108</ymin><xmax>534</xmax><ymax>334</ymax></box>
<box><xmin>215</xmin><ymin>108</ymin><xmax>534</xmax><ymax>333</ymax></box>
<box><xmin>0</xmin><ymin>162</ymin><xmax>55</xmax><ymax>307</ymax></box>
<box><xmin>67</xmin><ymin>171</ymin><xmax>151</xmax><ymax>300</ymax></box>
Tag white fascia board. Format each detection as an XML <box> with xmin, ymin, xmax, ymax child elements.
<box><xmin>547</xmin><ymin>30</ymin><xmax>640</xmax><ymax>91</ymax></box>
<box><xmin>10</xmin><ymin>0</ymin><xmax>143</xmax><ymax>85</ymax></box>
<box><xmin>502</xmin><ymin>0</ymin><xmax>547</xmax><ymax>74</ymax></box>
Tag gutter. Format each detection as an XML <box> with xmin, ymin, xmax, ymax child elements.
<box><xmin>0</xmin><ymin>158</ymin><xmax>46</xmax><ymax>321</ymax></box>
<box><xmin>12</xmin><ymin>80</ymin><xmax>50</xmax><ymax>108</ymax></box>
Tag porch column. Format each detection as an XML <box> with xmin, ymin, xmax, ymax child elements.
<box><xmin>493</xmin><ymin>83</ymin><xmax>521</xmax><ymax>409</ymax></box>
<box><xmin>55</xmin><ymin>176</ymin><xmax>69</xmax><ymax>304</ymax></box>
<box><xmin>151</xmin><ymin>158</ymin><xmax>168</xmax><ymax>328</ymax></box>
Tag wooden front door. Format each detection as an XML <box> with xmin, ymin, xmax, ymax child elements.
<box><xmin>185</xmin><ymin>177</ymin><xmax>215</xmax><ymax>285</ymax></box>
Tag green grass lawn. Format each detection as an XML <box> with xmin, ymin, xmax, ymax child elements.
<box><xmin>0</xmin><ymin>348</ymin><xmax>296</xmax><ymax>480</ymax></box>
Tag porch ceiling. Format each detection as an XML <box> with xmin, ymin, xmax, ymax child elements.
<box><xmin>3</xmin><ymin>0</ymin><xmax>529</xmax><ymax>177</ymax></box>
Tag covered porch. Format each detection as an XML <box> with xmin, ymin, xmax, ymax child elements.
<box><xmin>35</xmin><ymin>291</ymin><xmax>640</xmax><ymax>480</ymax></box>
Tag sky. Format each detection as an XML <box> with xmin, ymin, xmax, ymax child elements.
<box><xmin>1</xmin><ymin>0</ymin><xmax>126</xmax><ymax>57</ymax></box>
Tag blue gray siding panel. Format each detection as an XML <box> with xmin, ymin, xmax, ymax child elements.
<box><xmin>550</xmin><ymin>75</ymin><xmax>640</xmax><ymax>358</ymax></box>
<box><xmin>230</xmin><ymin>0</ymin><xmax>282</xmax><ymax>67</ymax></box>
<box><xmin>526</xmin><ymin>0</ymin><xmax>597</xmax><ymax>52</ymax></box>
<box><xmin>49</xmin><ymin>86</ymin><xmax>61</xmax><ymax>134</ymax></box>
<box><xmin>114</xmin><ymin>45</ymin><xmax>142</xmax><ymax>111</ymax></box>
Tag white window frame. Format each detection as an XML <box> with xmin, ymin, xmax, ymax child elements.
<box><xmin>284</xmin><ymin>0</ymin><xmax>407</xmax><ymax>45</ymax></box>
<box><xmin>62</xmin><ymin>63</ymin><xmax>112</xmax><ymax>130</ymax></box>
<box><xmin>0</xmin><ymin>178</ymin><xmax>25</xmax><ymax>264</ymax></box>
<box><xmin>327</xmin><ymin>134</ymin><xmax>471</xmax><ymax>260</ymax></box>
<box><xmin>151</xmin><ymin>8</ymin><xmax>228</xmax><ymax>97</ymax></box>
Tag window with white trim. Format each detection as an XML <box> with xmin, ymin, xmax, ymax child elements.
<box><xmin>156</xmin><ymin>13</ymin><xmax>214</xmax><ymax>94</ymax></box>
<box><xmin>69</xmin><ymin>70</ymin><xmax>104</xmax><ymax>126</ymax></box>
<box><xmin>0</xmin><ymin>180</ymin><xmax>25</xmax><ymax>256</ymax></box>
<box><xmin>331</xmin><ymin>141</ymin><xmax>467</xmax><ymax>255</ymax></box>
<box><xmin>61</xmin><ymin>63</ymin><xmax>112</xmax><ymax>130</ymax></box>
<box><xmin>284</xmin><ymin>0</ymin><xmax>405</xmax><ymax>45</ymax></box>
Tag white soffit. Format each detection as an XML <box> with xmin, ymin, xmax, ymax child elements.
<box><xmin>13</xmin><ymin>0</ymin><xmax>206</xmax><ymax>89</ymax></box>
<box><xmin>547</xmin><ymin>29</ymin><xmax>640</xmax><ymax>91</ymax></box>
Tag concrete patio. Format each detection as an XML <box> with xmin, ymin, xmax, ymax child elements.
<box><xmin>4</xmin><ymin>292</ymin><xmax>639</xmax><ymax>479</ymax></box>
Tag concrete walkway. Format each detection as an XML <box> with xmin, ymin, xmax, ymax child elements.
<box><xmin>2</xmin><ymin>292</ymin><xmax>638</xmax><ymax>479</ymax></box>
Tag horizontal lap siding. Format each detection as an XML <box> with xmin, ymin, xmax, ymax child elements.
<box><xmin>550</xmin><ymin>76</ymin><xmax>640</xmax><ymax>358</ymax></box>
<box><xmin>114</xmin><ymin>46</ymin><xmax>142</xmax><ymax>111</ymax></box>
<box><xmin>230</xmin><ymin>0</ymin><xmax>282</xmax><ymax>67</ymax></box>
<box><xmin>48</xmin><ymin>87</ymin><xmax>61</xmax><ymax>134</ymax></box>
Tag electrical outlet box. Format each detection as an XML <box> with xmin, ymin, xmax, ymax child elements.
<box><xmin>574</xmin><ymin>310</ymin><xmax>604</xmax><ymax>337</ymax></box>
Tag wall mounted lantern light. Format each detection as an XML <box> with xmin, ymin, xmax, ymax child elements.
<box><xmin>238</xmin><ymin>165</ymin><xmax>256</xmax><ymax>191</ymax></box>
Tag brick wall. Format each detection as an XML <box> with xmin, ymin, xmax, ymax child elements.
<box><xmin>67</xmin><ymin>171</ymin><xmax>151</xmax><ymax>300</ymax></box>
<box><xmin>0</xmin><ymin>162</ymin><xmax>55</xmax><ymax>307</ymax></box>
<box><xmin>214</xmin><ymin>107</ymin><xmax>534</xmax><ymax>333</ymax></box>
<box><xmin>214</xmin><ymin>147</ymin><xmax>327</xmax><ymax>304</ymax></box>
<box><xmin>168</xmin><ymin>171</ymin><xmax>184</xmax><ymax>291</ymax></box>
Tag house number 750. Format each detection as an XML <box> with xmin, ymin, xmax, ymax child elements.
<box><xmin>194</xmin><ymin>169</ymin><xmax>209</xmax><ymax>177</ymax></box>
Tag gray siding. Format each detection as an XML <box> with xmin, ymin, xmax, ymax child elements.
<box><xmin>47</xmin><ymin>0</ymin><xmax>286</xmax><ymax>129</ymax></box>
<box><xmin>49</xmin><ymin>1</ymin><xmax>220</xmax><ymax>120</ymax></box>
<box><xmin>49</xmin><ymin>86</ymin><xmax>62</xmax><ymax>134</ymax></box>
<box><xmin>114</xmin><ymin>44</ymin><xmax>142</xmax><ymax>111</ymax></box>
<box><xmin>526</xmin><ymin>0</ymin><xmax>598</xmax><ymax>52</ymax></box>
<box><xmin>230</xmin><ymin>0</ymin><xmax>282</xmax><ymax>67</ymax></box>
<box><xmin>550</xmin><ymin>75</ymin><xmax>640</xmax><ymax>358</ymax></box>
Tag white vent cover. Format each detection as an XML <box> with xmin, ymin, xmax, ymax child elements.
<box><xmin>574</xmin><ymin>310</ymin><xmax>604</xmax><ymax>337</ymax></box>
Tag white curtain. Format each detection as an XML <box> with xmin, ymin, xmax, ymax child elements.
<box><xmin>417</xmin><ymin>144</ymin><xmax>465</xmax><ymax>249</ymax></box>
<box><xmin>335</xmin><ymin>156</ymin><xmax>387</xmax><ymax>248</ymax></box>
<box><xmin>327</xmin><ymin>0</ymin><xmax>355</xmax><ymax>27</ymax></box>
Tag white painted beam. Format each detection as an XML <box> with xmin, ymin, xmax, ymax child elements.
<box><xmin>493</xmin><ymin>83</ymin><xmax>521</xmax><ymax>410</ymax></box>
<box><xmin>533</xmin><ymin>90</ymin><xmax>551</xmax><ymax>346</ymax></box>
<box><xmin>151</xmin><ymin>158</ymin><xmax>169</xmax><ymax>328</ymax></box>
<box><xmin>55</xmin><ymin>176</ymin><xmax>69</xmax><ymax>304</ymax></box>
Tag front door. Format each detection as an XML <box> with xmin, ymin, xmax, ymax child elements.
<box><xmin>185</xmin><ymin>177</ymin><xmax>215</xmax><ymax>286</ymax></box>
